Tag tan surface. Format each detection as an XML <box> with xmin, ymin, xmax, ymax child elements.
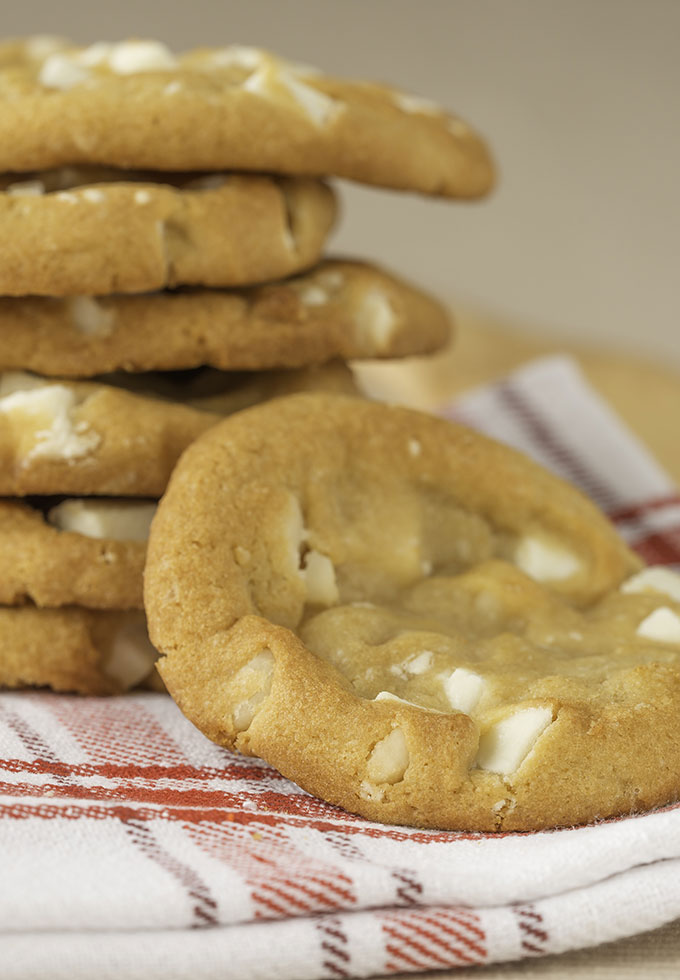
<box><xmin>0</xmin><ymin>173</ymin><xmax>336</xmax><ymax>295</ymax></box>
<box><xmin>355</xmin><ymin>308</ymin><xmax>680</xmax><ymax>487</ymax></box>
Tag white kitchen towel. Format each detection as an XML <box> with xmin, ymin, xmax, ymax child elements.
<box><xmin>2</xmin><ymin>355</ymin><xmax>679</xmax><ymax>980</ymax></box>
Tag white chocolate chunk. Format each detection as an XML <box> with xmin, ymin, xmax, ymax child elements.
<box><xmin>279</xmin><ymin>70</ymin><xmax>339</xmax><ymax>126</ymax></box>
<box><xmin>211</xmin><ymin>45</ymin><xmax>265</xmax><ymax>71</ymax></box>
<box><xmin>104</xmin><ymin>617</ymin><xmax>157</xmax><ymax>688</ymax></box>
<box><xmin>374</xmin><ymin>691</ymin><xmax>441</xmax><ymax>713</ymax></box>
<box><xmin>403</xmin><ymin>650</ymin><xmax>433</xmax><ymax>675</ymax></box>
<box><xmin>107</xmin><ymin>40</ymin><xmax>177</xmax><ymax>74</ymax></box>
<box><xmin>47</xmin><ymin>499</ymin><xmax>156</xmax><ymax>542</ymax></box>
<box><xmin>39</xmin><ymin>53</ymin><xmax>90</xmax><ymax>90</ymax></box>
<box><xmin>68</xmin><ymin>296</ymin><xmax>115</xmax><ymax>338</ymax></box>
<box><xmin>303</xmin><ymin>550</ymin><xmax>339</xmax><ymax>606</ymax></box>
<box><xmin>232</xmin><ymin>650</ymin><xmax>275</xmax><ymax>732</ymax></box>
<box><xmin>81</xmin><ymin>187</ymin><xmax>105</xmax><ymax>203</ymax></box>
<box><xmin>356</xmin><ymin>289</ymin><xmax>397</xmax><ymax>352</ymax></box>
<box><xmin>622</xmin><ymin>566</ymin><xmax>680</xmax><ymax>604</ymax></box>
<box><xmin>392</xmin><ymin>91</ymin><xmax>442</xmax><ymax>116</ymax></box>
<box><xmin>408</xmin><ymin>438</ymin><xmax>422</xmax><ymax>457</ymax></box>
<box><xmin>637</xmin><ymin>607</ymin><xmax>680</xmax><ymax>645</ymax></box>
<box><xmin>134</xmin><ymin>189</ymin><xmax>152</xmax><ymax>205</ymax></box>
<box><xmin>476</xmin><ymin>707</ymin><xmax>553</xmax><ymax>775</ymax></box>
<box><xmin>76</xmin><ymin>42</ymin><xmax>115</xmax><ymax>67</ymax></box>
<box><xmin>443</xmin><ymin>668</ymin><xmax>485</xmax><ymax>714</ymax></box>
<box><xmin>515</xmin><ymin>534</ymin><xmax>583</xmax><ymax>583</ymax></box>
<box><xmin>299</xmin><ymin>285</ymin><xmax>327</xmax><ymax>306</ymax></box>
<box><xmin>0</xmin><ymin>385</ymin><xmax>99</xmax><ymax>461</ymax></box>
<box><xmin>366</xmin><ymin>727</ymin><xmax>409</xmax><ymax>784</ymax></box>
<box><xmin>359</xmin><ymin>779</ymin><xmax>385</xmax><ymax>802</ymax></box>
<box><xmin>6</xmin><ymin>180</ymin><xmax>45</xmax><ymax>197</ymax></box>
<box><xmin>243</xmin><ymin>63</ymin><xmax>339</xmax><ymax>127</ymax></box>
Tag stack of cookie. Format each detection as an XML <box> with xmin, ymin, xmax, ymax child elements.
<box><xmin>0</xmin><ymin>37</ymin><xmax>494</xmax><ymax>696</ymax></box>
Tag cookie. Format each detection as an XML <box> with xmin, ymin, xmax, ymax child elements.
<box><xmin>142</xmin><ymin>394</ymin><xmax>680</xmax><ymax>833</ymax></box>
<box><xmin>0</xmin><ymin>39</ymin><xmax>494</xmax><ymax>199</ymax></box>
<box><xmin>0</xmin><ymin>498</ymin><xmax>152</xmax><ymax>609</ymax></box>
<box><xmin>0</xmin><ymin>365</ymin><xmax>357</xmax><ymax>496</ymax></box>
<box><xmin>0</xmin><ymin>371</ymin><xmax>218</xmax><ymax>496</ymax></box>
<box><xmin>0</xmin><ymin>261</ymin><xmax>451</xmax><ymax>376</ymax></box>
<box><xmin>0</xmin><ymin>170</ymin><xmax>336</xmax><ymax>295</ymax></box>
<box><xmin>0</xmin><ymin>605</ymin><xmax>157</xmax><ymax>694</ymax></box>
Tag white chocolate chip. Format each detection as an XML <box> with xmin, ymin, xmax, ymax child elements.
<box><xmin>76</xmin><ymin>42</ymin><xmax>115</xmax><ymax>67</ymax></box>
<box><xmin>443</xmin><ymin>668</ymin><xmax>485</xmax><ymax>714</ymax></box>
<box><xmin>302</xmin><ymin>549</ymin><xmax>339</xmax><ymax>606</ymax></box>
<box><xmin>359</xmin><ymin>779</ymin><xmax>385</xmax><ymax>802</ymax></box>
<box><xmin>232</xmin><ymin>651</ymin><xmax>275</xmax><ymax>732</ymax></box>
<box><xmin>299</xmin><ymin>285</ymin><xmax>328</xmax><ymax>306</ymax></box>
<box><xmin>211</xmin><ymin>46</ymin><xmax>265</xmax><ymax>71</ymax></box>
<box><xmin>47</xmin><ymin>499</ymin><xmax>156</xmax><ymax>542</ymax></box>
<box><xmin>476</xmin><ymin>707</ymin><xmax>553</xmax><ymax>775</ymax></box>
<box><xmin>56</xmin><ymin>192</ymin><xmax>79</xmax><ymax>204</ymax></box>
<box><xmin>133</xmin><ymin>189</ymin><xmax>152</xmax><ymax>205</ymax></box>
<box><xmin>622</xmin><ymin>566</ymin><xmax>680</xmax><ymax>604</ymax></box>
<box><xmin>356</xmin><ymin>289</ymin><xmax>397</xmax><ymax>352</ymax></box>
<box><xmin>104</xmin><ymin>616</ymin><xmax>157</xmax><ymax>688</ymax></box>
<box><xmin>366</xmin><ymin>727</ymin><xmax>409</xmax><ymax>784</ymax></box>
<box><xmin>0</xmin><ymin>385</ymin><xmax>100</xmax><ymax>462</ymax></box>
<box><xmin>243</xmin><ymin>63</ymin><xmax>340</xmax><ymax>127</ymax></box>
<box><xmin>107</xmin><ymin>40</ymin><xmax>177</xmax><ymax>74</ymax></box>
<box><xmin>39</xmin><ymin>53</ymin><xmax>90</xmax><ymax>90</ymax></box>
<box><xmin>6</xmin><ymin>180</ymin><xmax>45</xmax><ymax>197</ymax></box>
<box><xmin>278</xmin><ymin>70</ymin><xmax>339</xmax><ymax>126</ymax></box>
<box><xmin>81</xmin><ymin>187</ymin><xmax>105</xmax><ymax>203</ymax></box>
<box><xmin>515</xmin><ymin>534</ymin><xmax>583</xmax><ymax>583</ymax></box>
<box><xmin>637</xmin><ymin>607</ymin><xmax>680</xmax><ymax>645</ymax></box>
<box><xmin>68</xmin><ymin>296</ymin><xmax>115</xmax><ymax>338</ymax></box>
<box><xmin>403</xmin><ymin>650</ymin><xmax>433</xmax><ymax>675</ymax></box>
<box><xmin>392</xmin><ymin>91</ymin><xmax>442</xmax><ymax>116</ymax></box>
<box><xmin>408</xmin><ymin>438</ymin><xmax>422</xmax><ymax>457</ymax></box>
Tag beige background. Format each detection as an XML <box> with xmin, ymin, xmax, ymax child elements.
<box><xmin>5</xmin><ymin>0</ymin><xmax>680</xmax><ymax>366</ymax></box>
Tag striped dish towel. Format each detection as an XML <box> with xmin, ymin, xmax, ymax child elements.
<box><xmin>2</xmin><ymin>355</ymin><xmax>680</xmax><ymax>980</ymax></box>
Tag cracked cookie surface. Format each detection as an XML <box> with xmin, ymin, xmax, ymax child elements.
<box><xmin>0</xmin><ymin>39</ymin><xmax>494</xmax><ymax>198</ymax></box>
<box><xmin>0</xmin><ymin>260</ymin><xmax>451</xmax><ymax>376</ymax></box>
<box><xmin>0</xmin><ymin>169</ymin><xmax>335</xmax><ymax>295</ymax></box>
<box><xmin>145</xmin><ymin>395</ymin><xmax>680</xmax><ymax>831</ymax></box>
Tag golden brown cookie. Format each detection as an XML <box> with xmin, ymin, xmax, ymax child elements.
<box><xmin>0</xmin><ymin>498</ymin><xmax>152</xmax><ymax>609</ymax></box>
<box><xmin>0</xmin><ymin>169</ymin><xmax>335</xmax><ymax>296</ymax></box>
<box><xmin>0</xmin><ymin>261</ymin><xmax>451</xmax><ymax>376</ymax></box>
<box><xmin>0</xmin><ymin>363</ymin><xmax>360</xmax><ymax>496</ymax></box>
<box><xmin>0</xmin><ymin>605</ymin><xmax>158</xmax><ymax>694</ymax></box>
<box><xmin>142</xmin><ymin>394</ymin><xmax>680</xmax><ymax>833</ymax></box>
<box><xmin>0</xmin><ymin>371</ymin><xmax>218</xmax><ymax>496</ymax></box>
<box><xmin>0</xmin><ymin>39</ymin><xmax>494</xmax><ymax>199</ymax></box>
